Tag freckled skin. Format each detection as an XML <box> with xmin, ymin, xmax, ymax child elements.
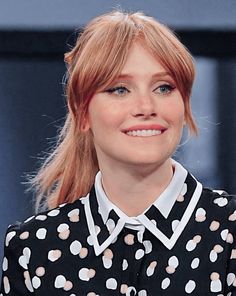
<box><xmin>86</xmin><ymin>43</ymin><xmax>185</xmax><ymax>170</ymax></box>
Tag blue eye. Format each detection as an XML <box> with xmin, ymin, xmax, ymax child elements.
<box><xmin>105</xmin><ymin>86</ymin><xmax>129</xmax><ymax>96</ymax></box>
<box><xmin>155</xmin><ymin>84</ymin><xmax>175</xmax><ymax>94</ymax></box>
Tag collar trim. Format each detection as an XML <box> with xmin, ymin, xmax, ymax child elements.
<box><xmin>95</xmin><ymin>159</ymin><xmax>188</xmax><ymax>223</ymax></box>
<box><xmin>83</xmin><ymin>176</ymin><xmax>203</xmax><ymax>256</ymax></box>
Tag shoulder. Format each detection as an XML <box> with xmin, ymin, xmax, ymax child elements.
<box><xmin>200</xmin><ymin>188</ymin><xmax>236</xmax><ymax>230</ymax></box>
<box><xmin>4</xmin><ymin>197</ymin><xmax>87</xmax><ymax>249</ymax></box>
<box><xmin>201</xmin><ymin>188</ymin><xmax>236</xmax><ymax>211</ymax></box>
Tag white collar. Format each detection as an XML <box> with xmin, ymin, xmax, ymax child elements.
<box><xmin>82</xmin><ymin>160</ymin><xmax>203</xmax><ymax>256</ymax></box>
<box><xmin>95</xmin><ymin>159</ymin><xmax>188</xmax><ymax>223</ymax></box>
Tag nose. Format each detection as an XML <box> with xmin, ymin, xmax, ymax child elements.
<box><xmin>131</xmin><ymin>92</ymin><xmax>157</xmax><ymax>118</ymax></box>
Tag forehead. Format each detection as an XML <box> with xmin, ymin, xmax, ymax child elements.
<box><xmin>118</xmin><ymin>42</ymin><xmax>171</xmax><ymax>80</ymax></box>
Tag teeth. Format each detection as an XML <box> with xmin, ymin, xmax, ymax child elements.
<box><xmin>126</xmin><ymin>129</ymin><xmax>162</xmax><ymax>137</ymax></box>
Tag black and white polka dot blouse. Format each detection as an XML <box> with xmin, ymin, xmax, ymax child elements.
<box><xmin>1</xmin><ymin>161</ymin><xmax>236</xmax><ymax>295</ymax></box>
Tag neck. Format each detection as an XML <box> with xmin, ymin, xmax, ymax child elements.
<box><xmin>99</xmin><ymin>159</ymin><xmax>174</xmax><ymax>217</ymax></box>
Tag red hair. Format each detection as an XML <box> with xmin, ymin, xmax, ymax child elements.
<box><xmin>29</xmin><ymin>11</ymin><xmax>197</xmax><ymax>212</ymax></box>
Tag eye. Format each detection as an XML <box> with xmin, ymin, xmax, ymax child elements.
<box><xmin>154</xmin><ymin>84</ymin><xmax>175</xmax><ymax>94</ymax></box>
<box><xmin>105</xmin><ymin>86</ymin><xmax>130</xmax><ymax>96</ymax></box>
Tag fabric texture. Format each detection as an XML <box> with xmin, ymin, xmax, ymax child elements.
<box><xmin>0</xmin><ymin>167</ymin><xmax>236</xmax><ymax>295</ymax></box>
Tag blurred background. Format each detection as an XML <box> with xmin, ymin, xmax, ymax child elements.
<box><xmin>0</xmin><ymin>0</ymin><xmax>236</xmax><ymax>264</ymax></box>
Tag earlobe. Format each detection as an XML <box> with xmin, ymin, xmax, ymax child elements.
<box><xmin>81</xmin><ymin>121</ymin><xmax>90</xmax><ymax>132</ymax></box>
<box><xmin>81</xmin><ymin>116</ymin><xmax>90</xmax><ymax>132</ymax></box>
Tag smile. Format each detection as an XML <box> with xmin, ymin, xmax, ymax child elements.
<box><xmin>125</xmin><ymin>129</ymin><xmax>162</xmax><ymax>137</ymax></box>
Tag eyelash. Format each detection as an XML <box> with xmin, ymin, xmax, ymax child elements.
<box><xmin>105</xmin><ymin>84</ymin><xmax>175</xmax><ymax>96</ymax></box>
<box><xmin>105</xmin><ymin>86</ymin><xmax>130</xmax><ymax>96</ymax></box>
<box><xmin>156</xmin><ymin>84</ymin><xmax>175</xmax><ymax>94</ymax></box>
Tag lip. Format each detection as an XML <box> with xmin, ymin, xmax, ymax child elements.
<box><xmin>122</xmin><ymin>124</ymin><xmax>167</xmax><ymax>133</ymax></box>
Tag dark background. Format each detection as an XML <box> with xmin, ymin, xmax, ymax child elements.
<box><xmin>0</xmin><ymin>0</ymin><xmax>236</xmax><ymax>267</ymax></box>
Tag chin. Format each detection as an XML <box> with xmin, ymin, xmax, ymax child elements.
<box><xmin>124</xmin><ymin>154</ymin><xmax>170</xmax><ymax>167</ymax></box>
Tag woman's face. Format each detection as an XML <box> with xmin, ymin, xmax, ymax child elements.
<box><xmin>86</xmin><ymin>42</ymin><xmax>185</xmax><ymax>170</ymax></box>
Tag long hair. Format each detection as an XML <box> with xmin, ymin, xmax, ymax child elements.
<box><xmin>29</xmin><ymin>10</ymin><xmax>197</xmax><ymax>212</ymax></box>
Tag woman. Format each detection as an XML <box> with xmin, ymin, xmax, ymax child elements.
<box><xmin>1</xmin><ymin>10</ymin><xmax>236</xmax><ymax>296</ymax></box>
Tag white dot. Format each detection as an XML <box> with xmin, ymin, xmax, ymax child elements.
<box><xmin>47</xmin><ymin>209</ymin><xmax>60</xmax><ymax>217</ymax></box>
<box><xmin>143</xmin><ymin>240</ymin><xmax>152</xmax><ymax>254</ymax></box>
<box><xmin>32</xmin><ymin>276</ymin><xmax>41</xmax><ymax>289</ymax></box>
<box><xmin>213</xmin><ymin>197</ymin><xmax>228</xmax><ymax>207</ymax></box>
<box><xmin>54</xmin><ymin>275</ymin><xmax>66</xmax><ymax>288</ymax></box>
<box><xmin>161</xmin><ymin>278</ymin><xmax>170</xmax><ymax>289</ymax></box>
<box><xmin>79</xmin><ymin>268</ymin><xmax>90</xmax><ymax>281</ymax></box>
<box><xmin>122</xmin><ymin>259</ymin><xmax>128</xmax><ymax>271</ymax></box>
<box><xmin>5</xmin><ymin>231</ymin><xmax>16</xmax><ymax>247</ymax></box>
<box><xmin>2</xmin><ymin>257</ymin><xmax>8</xmax><ymax>271</ymax></box>
<box><xmin>35</xmin><ymin>215</ymin><xmax>47</xmax><ymax>221</ymax></box>
<box><xmin>57</xmin><ymin>223</ymin><xmax>69</xmax><ymax>232</ymax></box>
<box><xmin>195</xmin><ymin>207</ymin><xmax>206</xmax><ymax>221</ymax></box>
<box><xmin>168</xmin><ymin>256</ymin><xmax>179</xmax><ymax>268</ymax></box>
<box><xmin>227</xmin><ymin>273</ymin><xmax>236</xmax><ymax>286</ymax></box>
<box><xmin>135</xmin><ymin>249</ymin><xmax>145</xmax><ymax>260</ymax></box>
<box><xmin>70</xmin><ymin>241</ymin><xmax>82</xmax><ymax>255</ymax></box>
<box><xmin>147</xmin><ymin>266</ymin><xmax>155</xmax><ymax>277</ymax></box>
<box><xmin>19</xmin><ymin>247</ymin><xmax>31</xmax><ymax>269</ymax></box>
<box><xmin>186</xmin><ymin>240</ymin><xmax>196</xmax><ymax>251</ymax></box>
<box><xmin>23</xmin><ymin>247</ymin><xmax>31</xmax><ymax>259</ymax></box>
<box><xmin>36</xmin><ymin>228</ymin><xmax>47</xmax><ymax>240</ymax></box>
<box><xmin>221</xmin><ymin>229</ymin><xmax>229</xmax><ymax>241</ymax></box>
<box><xmin>24</xmin><ymin>271</ymin><xmax>34</xmax><ymax>292</ymax></box>
<box><xmin>87</xmin><ymin>235</ymin><xmax>94</xmax><ymax>246</ymax></box>
<box><xmin>127</xmin><ymin>286</ymin><xmax>137</xmax><ymax>294</ymax></box>
<box><xmin>68</xmin><ymin>209</ymin><xmax>79</xmax><ymax>217</ymax></box>
<box><xmin>19</xmin><ymin>255</ymin><xmax>28</xmax><ymax>269</ymax></box>
<box><xmin>196</xmin><ymin>208</ymin><xmax>206</xmax><ymax>216</ymax></box>
<box><xmin>138</xmin><ymin>290</ymin><xmax>147</xmax><ymax>296</ymax></box>
<box><xmin>48</xmin><ymin>249</ymin><xmax>62</xmax><ymax>262</ymax></box>
<box><xmin>185</xmin><ymin>280</ymin><xmax>196</xmax><ymax>293</ymax></box>
<box><xmin>210</xmin><ymin>279</ymin><xmax>222</xmax><ymax>292</ymax></box>
<box><xmin>102</xmin><ymin>257</ymin><xmax>112</xmax><ymax>269</ymax></box>
<box><xmin>209</xmin><ymin>250</ymin><xmax>218</xmax><ymax>262</ymax></box>
<box><xmin>191</xmin><ymin>258</ymin><xmax>200</xmax><ymax>269</ymax></box>
<box><xmin>3</xmin><ymin>276</ymin><xmax>10</xmax><ymax>294</ymax></box>
<box><xmin>106</xmin><ymin>278</ymin><xmax>117</xmax><ymax>290</ymax></box>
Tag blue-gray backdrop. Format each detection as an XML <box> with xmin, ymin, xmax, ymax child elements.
<box><xmin>0</xmin><ymin>0</ymin><xmax>236</xmax><ymax>271</ymax></box>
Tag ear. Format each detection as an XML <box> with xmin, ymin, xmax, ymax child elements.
<box><xmin>80</xmin><ymin>115</ymin><xmax>90</xmax><ymax>132</ymax></box>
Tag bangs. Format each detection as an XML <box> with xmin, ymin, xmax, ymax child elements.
<box><xmin>65</xmin><ymin>10</ymin><xmax>197</xmax><ymax>134</ymax></box>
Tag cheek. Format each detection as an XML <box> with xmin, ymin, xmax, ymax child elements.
<box><xmin>89</xmin><ymin>100</ymin><xmax>126</xmax><ymax>132</ymax></box>
<box><xmin>163</xmin><ymin>100</ymin><xmax>185</xmax><ymax>125</ymax></box>
<box><xmin>88</xmin><ymin>110</ymin><xmax>113</xmax><ymax>137</ymax></box>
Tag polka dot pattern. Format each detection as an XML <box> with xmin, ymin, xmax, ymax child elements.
<box><xmin>106</xmin><ymin>278</ymin><xmax>117</xmax><ymax>290</ymax></box>
<box><xmin>36</xmin><ymin>228</ymin><xmax>47</xmax><ymax>240</ymax></box>
<box><xmin>48</xmin><ymin>249</ymin><xmax>62</xmax><ymax>262</ymax></box>
<box><xmin>185</xmin><ymin>280</ymin><xmax>196</xmax><ymax>293</ymax></box>
<box><xmin>57</xmin><ymin>223</ymin><xmax>70</xmax><ymax>240</ymax></box>
<box><xmin>146</xmin><ymin>261</ymin><xmax>157</xmax><ymax>276</ymax></box>
<box><xmin>68</xmin><ymin>209</ymin><xmax>80</xmax><ymax>222</ymax></box>
<box><xmin>5</xmin><ymin>231</ymin><xmax>16</xmax><ymax>247</ymax></box>
<box><xmin>102</xmin><ymin>249</ymin><xmax>113</xmax><ymax>269</ymax></box>
<box><xmin>1</xmin><ymin>171</ymin><xmax>236</xmax><ymax>295</ymax></box>
<box><xmin>78</xmin><ymin>268</ymin><xmax>96</xmax><ymax>281</ymax></box>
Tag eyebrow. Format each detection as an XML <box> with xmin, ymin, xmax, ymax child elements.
<box><xmin>114</xmin><ymin>71</ymin><xmax>173</xmax><ymax>81</ymax></box>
